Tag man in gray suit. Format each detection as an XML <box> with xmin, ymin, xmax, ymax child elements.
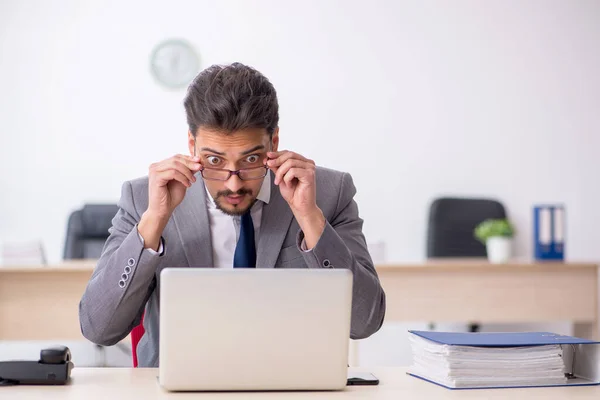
<box><xmin>79</xmin><ymin>62</ymin><xmax>386</xmax><ymax>367</ymax></box>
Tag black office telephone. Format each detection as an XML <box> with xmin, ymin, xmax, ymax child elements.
<box><xmin>0</xmin><ymin>346</ymin><xmax>73</xmax><ymax>386</ymax></box>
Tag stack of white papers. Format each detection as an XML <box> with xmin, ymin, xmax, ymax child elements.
<box><xmin>408</xmin><ymin>333</ymin><xmax>567</xmax><ymax>388</ymax></box>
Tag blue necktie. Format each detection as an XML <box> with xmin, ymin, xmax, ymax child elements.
<box><xmin>233</xmin><ymin>210</ymin><xmax>256</xmax><ymax>268</ymax></box>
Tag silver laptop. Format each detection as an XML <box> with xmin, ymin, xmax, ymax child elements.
<box><xmin>158</xmin><ymin>268</ymin><xmax>353</xmax><ymax>391</ymax></box>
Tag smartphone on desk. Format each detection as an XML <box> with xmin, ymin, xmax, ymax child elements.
<box><xmin>347</xmin><ymin>372</ymin><xmax>379</xmax><ymax>386</ymax></box>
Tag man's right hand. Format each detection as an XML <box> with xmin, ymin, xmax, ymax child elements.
<box><xmin>138</xmin><ymin>154</ymin><xmax>202</xmax><ymax>250</ymax></box>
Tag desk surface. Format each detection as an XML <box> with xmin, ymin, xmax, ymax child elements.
<box><xmin>0</xmin><ymin>259</ymin><xmax>597</xmax><ymax>272</ymax></box>
<box><xmin>2</xmin><ymin>368</ymin><xmax>598</xmax><ymax>399</ymax></box>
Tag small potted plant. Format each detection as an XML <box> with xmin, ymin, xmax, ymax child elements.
<box><xmin>474</xmin><ymin>218</ymin><xmax>515</xmax><ymax>263</ymax></box>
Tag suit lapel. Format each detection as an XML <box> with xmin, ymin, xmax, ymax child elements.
<box><xmin>256</xmin><ymin>172</ymin><xmax>294</xmax><ymax>268</ymax></box>
<box><xmin>172</xmin><ymin>172</ymin><xmax>214</xmax><ymax>268</ymax></box>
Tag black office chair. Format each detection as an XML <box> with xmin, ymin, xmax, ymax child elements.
<box><xmin>63</xmin><ymin>204</ymin><xmax>119</xmax><ymax>260</ymax></box>
<box><xmin>426</xmin><ymin>197</ymin><xmax>507</xmax><ymax>332</ymax></box>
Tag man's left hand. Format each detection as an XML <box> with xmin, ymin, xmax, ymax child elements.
<box><xmin>267</xmin><ymin>150</ymin><xmax>325</xmax><ymax>249</ymax></box>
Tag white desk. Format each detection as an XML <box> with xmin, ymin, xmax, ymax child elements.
<box><xmin>2</xmin><ymin>367</ymin><xmax>598</xmax><ymax>399</ymax></box>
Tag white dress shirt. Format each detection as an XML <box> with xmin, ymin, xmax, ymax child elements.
<box><xmin>205</xmin><ymin>173</ymin><xmax>271</xmax><ymax>269</ymax></box>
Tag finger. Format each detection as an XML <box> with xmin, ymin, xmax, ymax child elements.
<box><xmin>156</xmin><ymin>169</ymin><xmax>192</xmax><ymax>188</ymax></box>
<box><xmin>174</xmin><ymin>154</ymin><xmax>203</xmax><ymax>171</ymax></box>
<box><xmin>274</xmin><ymin>159</ymin><xmax>315</xmax><ymax>185</ymax></box>
<box><xmin>172</xmin><ymin>159</ymin><xmax>199</xmax><ymax>182</ymax></box>
<box><xmin>282</xmin><ymin>167</ymin><xmax>301</xmax><ymax>186</ymax></box>
<box><xmin>167</xmin><ymin>154</ymin><xmax>200</xmax><ymax>165</ymax></box>
<box><xmin>268</xmin><ymin>151</ymin><xmax>304</xmax><ymax>167</ymax></box>
<box><xmin>267</xmin><ymin>151</ymin><xmax>311</xmax><ymax>168</ymax></box>
<box><xmin>266</xmin><ymin>150</ymin><xmax>287</xmax><ymax>158</ymax></box>
<box><xmin>283</xmin><ymin>167</ymin><xmax>313</xmax><ymax>186</ymax></box>
<box><xmin>155</xmin><ymin>160</ymin><xmax>196</xmax><ymax>184</ymax></box>
<box><xmin>274</xmin><ymin>159</ymin><xmax>314</xmax><ymax>185</ymax></box>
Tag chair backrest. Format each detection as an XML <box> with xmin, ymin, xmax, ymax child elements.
<box><xmin>63</xmin><ymin>204</ymin><xmax>118</xmax><ymax>259</ymax></box>
<box><xmin>426</xmin><ymin>197</ymin><xmax>507</xmax><ymax>258</ymax></box>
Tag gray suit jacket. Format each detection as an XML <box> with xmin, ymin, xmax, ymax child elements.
<box><xmin>79</xmin><ymin>167</ymin><xmax>386</xmax><ymax>367</ymax></box>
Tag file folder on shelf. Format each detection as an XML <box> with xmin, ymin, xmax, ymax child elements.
<box><xmin>407</xmin><ymin>330</ymin><xmax>600</xmax><ymax>390</ymax></box>
<box><xmin>534</xmin><ymin>205</ymin><xmax>565</xmax><ymax>260</ymax></box>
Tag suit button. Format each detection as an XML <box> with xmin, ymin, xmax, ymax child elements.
<box><xmin>127</xmin><ymin>258</ymin><xmax>136</xmax><ymax>267</ymax></box>
<box><xmin>118</xmin><ymin>280</ymin><xmax>126</xmax><ymax>288</ymax></box>
<box><xmin>323</xmin><ymin>259</ymin><xmax>331</xmax><ymax>268</ymax></box>
<box><xmin>124</xmin><ymin>266</ymin><xmax>132</xmax><ymax>274</ymax></box>
<box><xmin>121</xmin><ymin>273</ymin><xmax>129</xmax><ymax>281</ymax></box>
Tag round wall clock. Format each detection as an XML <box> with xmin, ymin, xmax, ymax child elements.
<box><xmin>150</xmin><ymin>39</ymin><xmax>200</xmax><ymax>89</ymax></box>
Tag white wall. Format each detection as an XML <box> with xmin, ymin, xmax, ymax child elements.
<box><xmin>1</xmin><ymin>0</ymin><xmax>599</xmax><ymax>365</ymax></box>
<box><xmin>1</xmin><ymin>0</ymin><xmax>599</xmax><ymax>263</ymax></box>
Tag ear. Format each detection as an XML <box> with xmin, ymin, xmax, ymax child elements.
<box><xmin>271</xmin><ymin>127</ymin><xmax>280</xmax><ymax>152</ymax></box>
<box><xmin>188</xmin><ymin>131</ymin><xmax>196</xmax><ymax>156</ymax></box>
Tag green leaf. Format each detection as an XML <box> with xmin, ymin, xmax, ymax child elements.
<box><xmin>474</xmin><ymin>218</ymin><xmax>515</xmax><ymax>243</ymax></box>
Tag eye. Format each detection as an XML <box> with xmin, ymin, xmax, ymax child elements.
<box><xmin>245</xmin><ymin>155</ymin><xmax>259</xmax><ymax>164</ymax></box>
<box><xmin>206</xmin><ymin>156</ymin><xmax>222</xmax><ymax>166</ymax></box>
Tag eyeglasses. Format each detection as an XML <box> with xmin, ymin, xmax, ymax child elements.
<box><xmin>200</xmin><ymin>164</ymin><xmax>269</xmax><ymax>181</ymax></box>
<box><xmin>193</xmin><ymin>137</ymin><xmax>272</xmax><ymax>181</ymax></box>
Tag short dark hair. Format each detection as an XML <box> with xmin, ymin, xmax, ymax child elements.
<box><xmin>184</xmin><ymin>62</ymin><xmax>279</xmax><ymax>137</ymax></box>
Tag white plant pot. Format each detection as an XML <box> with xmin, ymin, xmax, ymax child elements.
<box><xmin>486</xmin><ymin>237</ymin><xmax>512</xmax><ymax>263</ymax></box>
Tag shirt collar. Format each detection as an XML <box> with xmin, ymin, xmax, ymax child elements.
<box><xmin>205</xmin><ymin>171</ymin><xmax>271</xmax><ymax>209</ymax></box>
<box><xmin>256</xmin><ymin>171</ymin><xmax>271</xmax><ymax>205</ymax></box>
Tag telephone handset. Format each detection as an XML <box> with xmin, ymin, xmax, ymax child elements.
<box><xmin>0</xmin><ymin>345</ymin><xmax>73</xmax><ymax>385</ymax></box>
